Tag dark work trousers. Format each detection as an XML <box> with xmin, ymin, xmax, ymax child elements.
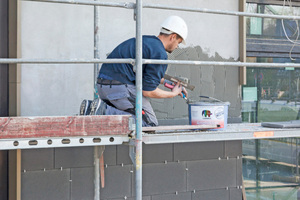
<box><xmin>97</xmin><ymin>83</ymin><xmax>158</xmax><ymax>127</ymax></box>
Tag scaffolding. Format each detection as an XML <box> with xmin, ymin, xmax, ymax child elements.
<box><xmin>2</xmin><ymin>0</ymin><xmax>300</xmax><ymax>200</ymax></box>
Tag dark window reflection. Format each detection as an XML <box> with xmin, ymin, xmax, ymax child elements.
<box><xmin>244</xmin><ymin>3</ymin><xmax>300</xmax><ymax>199</ymax></box>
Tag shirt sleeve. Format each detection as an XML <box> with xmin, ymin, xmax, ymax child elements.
<box><xmin>142</xmin><ymin>45</ymin><xmax>168</xmax><ymax>91</ymax></box>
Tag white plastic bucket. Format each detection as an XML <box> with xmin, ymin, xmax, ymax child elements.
<box><xmin>188</xmin><ymin>100</ymin><xmax>230</xmax><ymax>130</ymax></box>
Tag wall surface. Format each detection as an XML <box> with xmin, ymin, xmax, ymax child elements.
<box><xmin>19</xmin><ymin>1</ymin><xmax>94</xmax><ymax>116</ymax></box>
<box><xmin>21</xmin><ymin>141</ymin><xmax>243</xmax><ymax>200</ymax></box>
<box><xmin>19</xmin><ymin>0</ymin><xmax>241</xmax><ymax>121</ymax></box>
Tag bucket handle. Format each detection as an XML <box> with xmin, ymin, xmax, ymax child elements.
<box><xmin>199</xmin><ymin>96</ymin><xmax>223</xmax><ymax>103</ymax></box>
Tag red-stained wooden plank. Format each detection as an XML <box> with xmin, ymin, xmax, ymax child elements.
<box><xmin>0</xmin><ymin>115</ymin><xmax>131</xmax><ymax>139</ymax></box>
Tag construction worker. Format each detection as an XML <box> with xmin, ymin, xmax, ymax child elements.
<box><xmin>97</xmin><ymin>15</ymin><xmax>188</xmax><ymax>126</ymax></box>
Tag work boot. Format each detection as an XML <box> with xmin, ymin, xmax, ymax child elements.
<box><xmin>79</xmin><ymin>99</ymin><xmax>92</xmax><ymax>115</ymax></box>
<box><xmin>90</xmin><ymin>98</ymin><xmax>107</xmax><ymax>115</ymax></box>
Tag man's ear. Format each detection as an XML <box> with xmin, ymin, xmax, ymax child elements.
<box><xmin>169</xmin><ymin>33</ymin><xmax>177</xmax><ymax>41</ymax></box>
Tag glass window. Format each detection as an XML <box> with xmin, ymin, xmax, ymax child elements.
<box><xmin>244</xmin><ymin>3</ymin><xmax>300</xmax><ymax>199</ymax></box>
<box><xmin>247</xmin><ymin>3</ymin><xmax>300</xmax><ymax>40</ymax></box>
<box><xmin>242</xmin><ymin>57</ymin><xmax>300</xmax><ymax>123</ymax></box>
<box><xmin>243</xmin><ymin>138</ymin><xmax>300</xmax><ymax>200</ymax></box>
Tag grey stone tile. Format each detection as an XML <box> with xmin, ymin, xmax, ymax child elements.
<box><xmin>236</xmin><ymin>158</ymin><xmax>243</xmax><ymax>186</ymax></box>
<box><xmin>152</xmin><ymin>192</ymin><xmax>192</xmax><ymax>200</ymax></box>
<box><xmin>55</xmin><ymin>146</ymin><xmax>94</xmax><ymax>168</ymax></box>
<box><xmin>143</xmin><ymin>144</ymin><xmax>173</xmax><ymax>164</ymax></box>
<box><xmin>187</xmin><ymin>159</ymin><xmax>236</xmax><ymax>191</ymax></box>
<box><xmin>229</xmin><ymin>188</ymin><xmax>243</xmax><ymax>200</ymax></box>
<box><xmin>134</xmin><ymin>162</ymin><xmax>186</xmax><ymax>196</ymax></box>
<box><xmin>174</xmin><ymin>142</ymin><xmax>224</xmax><ymax>161</ymax></box>
<box><xmin>104</xmin><ymin>145</ymin><xmax>117</xmax><ymax>166</ymax></box>
<box><xmin>116</xmin><ymin>145</ymin><xmax>132</xmax><ymax>165</ymax></box>
<box><xmin>225</xmin><ymin>141</ymin><xmax>242</xmax><ymax>158</ymax></box>
<box><xmin>192</xmin><ymin>189</ymin><xmax>229</xmax><ymax>200</ymax></box>
<box><xmin>100</xmin><ymin>165</ymin><xmax>132</xmax><ymax>199</ymax></box>
<box><xmin>71</xmin><ymin>167</ymin><xmax>94</xmax><ymax>200</ymax></box>
<box><xmin>21</xmin><ymin>169</ymin><xmax>70</xmax><ymax>200</ymax></box>
<box><xmin>22</xmin><ymin>148</ymin><xmax>54</xmax><ymax>171</ymax></box>
<box><xmin>117</xmin><ymin>144</ymin><xmax>173</xmax><ymax>165</ymax></box>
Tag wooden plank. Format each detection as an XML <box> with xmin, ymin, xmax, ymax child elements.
<box><xmin>9</xmin><ymin>149</ymin><xmax>21</xmax><ymax>200</ymax></box>
<box><xmin>239</xmin><ymin>0</ymin><xmax>247</xmax><ymax>85</ymax></box>
<box><xmin>100</xmin><ymin>154</ymin><xmax>105</xmax><ymax>188</ymax></box>
<box><xmin>142</xmin><ymin>124</ymin><xmax>219</xmax><ymax>132</ymax></box>
<box><xmin>0</xmin><ymin>115</ymin><xmax>131</xmax><ymax>139</ymax></box>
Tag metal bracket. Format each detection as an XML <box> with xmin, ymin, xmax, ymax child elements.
<box><xmin>133</xmin><ymin>4</ymin><xmax>137</xmax><ymax>21</ymax></box>
<box><xmin>128</xmin><ymin>139</ymin><xmax>136</xmax><ymax>166</ymax></box>
<box><xmin>124</xmin><ymin>2</ymin><xmax>135</xmax><ymax>9</ymax></box>
<box><xmin>123</xmin><ymin>2</ymin><xmax>136</xmax><ymax>21</ymax></box>
<box><xmin>129</xmin><ymin>117</ymin><xmax>136</xmax><ymax>131</ymax></box>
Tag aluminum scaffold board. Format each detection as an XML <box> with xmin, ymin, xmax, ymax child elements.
<box><xmin>0</xmin><ymin>135</ymin><xmax>129</xmax><ymax>150</ymax></box>
<box><xmin>142</xmin><ymin>123</ymin><xmax>300</xmax><ymax>144</ymax></box>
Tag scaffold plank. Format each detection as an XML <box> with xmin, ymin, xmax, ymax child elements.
<box><xmin>0</xmin><ymin>115</ymin><xmax>131</xmax><ymax>139</ymax></box>
<box><xmin>142</xmin><ymin>123</ymin><xmax>300</xmax><ymax>144</ymax></box>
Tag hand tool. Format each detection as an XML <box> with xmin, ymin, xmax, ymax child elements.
<box><xmin>163</xmin><ymin>74</ymin><xmax>195</xmax><ymax>102</ymax></box>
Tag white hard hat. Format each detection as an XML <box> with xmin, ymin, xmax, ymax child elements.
<box><xmin>160</xmin><ymin>16</ymin><xmax>188</xmax><ymax>45</ymax></box>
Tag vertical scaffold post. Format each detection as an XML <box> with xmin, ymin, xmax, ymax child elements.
<box><xmin>135</xmin><ymin>0</ymin><xmax>143</xmax><ymax>199</ymax></box>
<box><xmin>94</xmin><ymin>0</ymin><xmax>101</xmax><ymax>98</ymax></box>
<box><xmin>94</xmin><ymin>1</ymin><xmax>101</xmax><ymax>200</ymax></box>
<box><xmin>94</xmin><ymin>146</ymin><xmax>100</xmax><ymax>200</ymax></box>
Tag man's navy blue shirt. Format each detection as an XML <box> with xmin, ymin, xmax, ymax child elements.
<box><xmin>98</xmin><ymin>35</ymin><xmax>168</xmax><ymax>91</ymax></box>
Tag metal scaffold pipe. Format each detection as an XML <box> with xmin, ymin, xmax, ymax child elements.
<box><xmin>135</xmin><ymin>0</ymin><xmax>143</xmax><ymax>199</ymax></box>
<box><xmin>23</xmin><ymin>0</ymin><xmax>300</xmax><ymax>20</ymax></box>
<box><xmin>94</xmin><ymin>1</ymin><xmax>101</xmax><ymax>199</ymax></box>
<box><xmin>94</xmin><ymin>146</ymin><xmax>100</xmax><ymax>200</ymax></box>
<box><xmin>143</xmin><ymin>3</ymin><xmax>300</xmax><ymax>20</ymax></box>
<box><xmin>0</xmin><ymin>58</ymin><xmax>135</xmax><ymax>64</ymax></box>
<box><xmin>3</xmin><ymin>58</ymin><xmax>300</xmax><ymax>68</ymax></box>
<box><xmin>23</xmin><ymin>0</ymin><xmax>135</xmax><ymax>9</ymax></box>
<box><xmin>143</xmin><ymin>59</ymin><xmax>300</xmax><ymax>68</ymax></box>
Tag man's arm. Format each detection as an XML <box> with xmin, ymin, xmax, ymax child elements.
<box><xmin>143</xmin><ymin>82</ymin><xmax>184</xmax><ymax>98</ymax></box>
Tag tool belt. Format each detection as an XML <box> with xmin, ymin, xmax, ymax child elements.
<box><xmin>97</xmin><ymin>78</ymin><xmax>124</xmax><ymax>85</ymax></box>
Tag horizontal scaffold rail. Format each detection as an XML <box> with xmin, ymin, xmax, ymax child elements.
<box><xmin>143</xmin><ymin>59</ymin><xmax>300</xmax><ymax>68</ymax></box>
<box><xmin>143</xmin><ymin>3</ymin><xmax>300</xmax><ymax>20</ymax></box>
<box><xmin>0</xmin><ymin>58</ymin><xmax>135</xmax><ymax>64</ymax></box>
<box><xmin>23</xmin><ymin>0</ymin><xmax>135</xmax><ymax>8</ymax></box>
<box><xmin>24</xmin><ymin>0</ymin><xmax>300</xmax><ymax>20</ymax></box>
<box><xmin>2</xmin><ymin>58</ymin><xmax>300</xmax><ymax>68</ymax></box>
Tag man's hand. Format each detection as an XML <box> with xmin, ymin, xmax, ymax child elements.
<box><xmin>171</xmin><ymin>82</ymin><xmax>183</xmax><ymax>96</ymax></box>
<box><xmin>172</xmin><ymin>82</ymin><xmax>188</xmax><ymax>98</ymax></box>
<box><xmin>181</xmin><ymin>87</ymin><xmax>188</xmax><ymax>98</ymax></box>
